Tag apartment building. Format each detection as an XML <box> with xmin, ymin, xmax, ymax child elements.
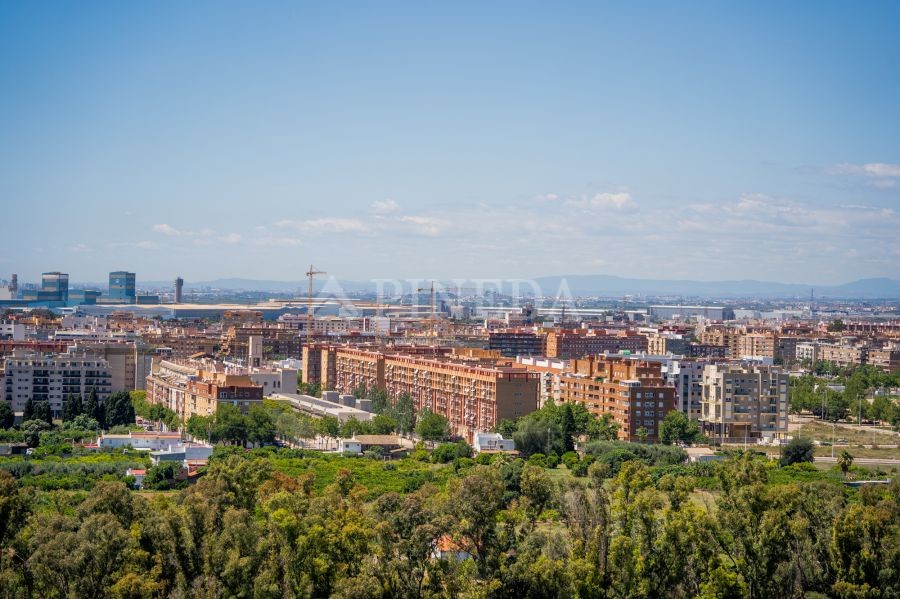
<box><xmin>646</xmin><ymin>332</ymin><xmax>689</xmax><ymax>356</ymax></box>
<box><xmin>700</xmin><ymin>364</ymin><xmax>788</xmax><ymax>441</ymax></box>
<box><xmin>666</xmin><ymin>359</ymin><xmax>707</xmax><ymax>420</ymax></box>
<box><xmin>323</xmin><ymin>347</ymin><xmax>538</xmax><ymax>440</ymax></box>
<box><xmin>554</xmin><ymin>356</ymin><xmax>675</xmax><ymax>442</ymax></box>
<box><xmin>71</xmin><ymin>341</ymin><xmax>156</xmax><ymax>392</ymax></box>
<box><xmin>698</xmin><ymin>326</ymin><xmax>741</xmax><ymax>357</ymax></box>
<box><xmin>737</xmin><ymin>333</ymin><xmax>776</xmax><ymax>360</ymax></box>
<box><xmin>2</xmin><ymin>349</ymin><xmax>112</xmax><ymax>417</ymax></box>
<box><xmin>146</xmin><ymin>359</ymin><xmax>263</xmax><ymax>420</ymax></box>
<box><xmin>809</xmin><ymin>343</ymin><xmax>867</xmax><ymax>368</ymax></box>
<box><xmin>545</xmin><ymin>329</ymin><xmax>648</xmax><ymax>359</ymax></box>
<box><xmin>488</xmin><ymin>330</ymin><xmax>547</xmax><ymax>357</ymax></box>
<box><xmin>868</xmin><ymin>348</ymin><xmax>900</xmax><ymax>372</ymax></box>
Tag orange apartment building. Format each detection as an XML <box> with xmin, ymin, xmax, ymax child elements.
<box><xmin>545</xmin><ymin>329</ymin><xmax>648</xmax><ymax>359</ymax></box>
<box><xmin>518</xmin><ymin>355</ymin><xmax>676</xmax><ymax>442</ymax></box>
<box><xmin>319</xmin><ymin>346</ymin><xmax>539</xmax><ymax>440</ymax></box>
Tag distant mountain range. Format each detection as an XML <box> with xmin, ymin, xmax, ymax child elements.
<box><xmin>125</xmin><ymin>275</ymin><xmax>900</xmax><ymax>299</ymax></box>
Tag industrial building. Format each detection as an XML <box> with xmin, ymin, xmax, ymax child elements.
<box><xmin>649</xmin><ymin>305</ymin><xmax>734</xmax><ymax>321</ymax></box>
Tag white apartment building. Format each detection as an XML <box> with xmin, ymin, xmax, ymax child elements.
<box><xmin>2</xmin><ymin>349</ymin><xmax>112</xmax><ymax>417</ymax></box>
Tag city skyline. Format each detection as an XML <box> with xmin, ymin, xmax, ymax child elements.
<box><xmin>2</xmin><ymin>2</ymin><xmax>899</xmax><ymax>283</ymax></box>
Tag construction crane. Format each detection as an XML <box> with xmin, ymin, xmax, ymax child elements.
<box><xmin>305</xmin><ymin>264</ymin><xmax>325</xmax><ymax>347</ymax></box>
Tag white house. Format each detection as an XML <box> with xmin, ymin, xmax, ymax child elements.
<box><xmin>473</xmin><ymin>432</ymin><xmax>515</xmax><ymax>453</ymax></box>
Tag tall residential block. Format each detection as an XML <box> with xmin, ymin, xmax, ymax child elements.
<box><xmin>554</xmin><ymin>356</ymin><xmax>675</xmax><ymax>443</ymax></box>
<box><xmin>700</xmin><ymin>363</ymin><xmax>788</xmax><ymax>441</ymax></box>
<box><xmin>174</xmin><ymin>277</ymin><xmax>184</xmax><ymax>303</ymax></box>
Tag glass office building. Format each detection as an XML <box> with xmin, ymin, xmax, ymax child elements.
<box><xmin>41</xmin><ymin>272</ymin><xmax>69</xmax><ymax>302</ymax></box>
<box><xmin>108</xmin><ymin>271</ymin><xmax>136</xmax><ymax>302</ymax></box>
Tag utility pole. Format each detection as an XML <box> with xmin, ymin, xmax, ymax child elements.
<box><xmin>305</xmin><ymin>265</ymin><xmax>325</xmax><ymax>348</ymax></box>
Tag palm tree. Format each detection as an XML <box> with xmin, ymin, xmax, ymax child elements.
<box><xmin>837</xmin><ymin>450</ymin><xmax>854</xmax><ymax>479</ymax></box>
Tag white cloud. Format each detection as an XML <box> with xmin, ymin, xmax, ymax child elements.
<box><xmin>830</xmin><ymin>162</ymin><xmax>900</xmax><ymax>177</ymax></box>
<box><xmin>253</xmin><ymin>236</ymin><xmax>303</xmax><ymax>247</ymax></box>
<box><xmin>564</xmin><ymin>191</ymin><xmax>636</xmax><ymax>211</ymax></box>
<box><xmin>371</xmin><ymin>199</ymin><xmax>400</xmax><ymax>214</ymax></box>
<box><xmin>109</xmin><ymin>240</ymin><xmax>158</xmax><ymax>250</ymax></box>
<box><xmin>70</xmin><ymin>243</ymin><xmax>91</xmax><ymax>252</ymax></box>
<box><xmin>277</xmin><ymin>218</ymin><xmax>368</xmax><ymax>233</ymax></box>
<box><xmin>219</xmin><ymin>233</ymin><xmax>242</xmax><ymax>244</ymax></box>
<box><xmin>828</xmin><ymin>162</ymin><xmax>900</xmax><ymax>188</ymax></box>
<box><xmin>400</xmin><ymin>215</ymin><xmax>445</xmax><ymax>237</ymax></box>
<box><xmin>152</xmin><ymin>223</ymin><xmax>181</xmax><ymax>236</ymax></box>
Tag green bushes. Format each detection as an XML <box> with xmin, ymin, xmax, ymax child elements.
<box><xmin>582</xmin><ymin>440</ymin><xmax>687</xmax><ymax>475</ymax></box>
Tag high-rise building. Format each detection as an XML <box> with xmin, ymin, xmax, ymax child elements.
<box><xmin>108</xmin><ymin>271</ymin><xmax>136</xmax><ymax>303</ymax></box>
<box><xmin>41</xmin><ymin>272</ymin><xmax>69</xmax><ymax>303</ymax></box>
<box><xmin>700</xmin><ymin>363</ymin><xmax>788</xmax><ymax>441</ymax></box>
<box><xmin>174</xmin><ymin>277</ymin><xmax>184</xmax><ymax>303</ymax></box>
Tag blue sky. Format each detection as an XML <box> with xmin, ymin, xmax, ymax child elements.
<box><xmin>1</xmin><ymin>1</ymin><xmax>899</xmax><ymax>286</ymax></box>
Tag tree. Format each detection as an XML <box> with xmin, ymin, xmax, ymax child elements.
<box><xmin>837</xmin><ymin>450</ymin><xmax>853</xmax><ymax>479</ymax></box>
<box><xmin>394</xmin><ymin>393</ymin><xmax>416</xmax><ymax>435</ymax></box>
<box><xmin>827</xmin><ymin>319</ymin><xmax>845</xmax><ymax>332</ymax></box>
<box><xmin>560</xmin><ymin>403</ymin><xmax>576</xmax><ymax>452</ymax></box>
<box><xmin>415</xmin><ymin>409</ymin><xmax>450</xmax><ymax>444</ymax></box>
<box><xmin>494</xmin><ymin>418</ymin><xmax>518</xmax><ymax>437</ymax></box>
<box><xmin>659</xmin><ymin>410</ymin><xmax>702</xmax><ymax>445</ymax></box>
<box><xmin>36</xmin><ymin>401</ymin><xmax>53</xmax><ymax>425</ymax></box>
<box><xmin>370</xmin><ymin>413</ymin><xmax>397</xmax><ymax>435</ymax></box>
<box><xmin>514</xmin><ymin>413</ymin><xmax>565</xmax><ymax>457</ymax></box>
<box><xmin>587</xmin><ymin>412</ymin><xmax>620</xmax><ymax>441</ymax></box>
<box><xmin>520</xmin><ymin>464</ymin><xmax>554</xmax><ymax>525</ymax></box>
<box><xmin>636</xmin><ymin>426</ymin><xmax>649</xmax><ymax>444</ymax></box>
<box><xmin>0</xmin><ymin>402</ymin><xmax>13</xmax><ymax>429</ymax></box>
<box><xmin>318</xmin><ymin>415</ymin><xmax>340</xmax><ymax>447</ymax></box>
<box><xmin>72</xmin><ymin>393</ymin><xmax>83</xmax><ymax>418</ymax></box>
<box><xmin>246</xmin><ymin>404</ymin><xmax>275</xmax><ymax>445</ymax></box>
<box><xmin>20</xmin><ymin>419</ymin><xmax>51</xmax><ymax>447</ymax></box>
<box><xmin>780</xmin><ymin>437</ymin><xmax>814</xmax><ymax>466</ymax></box>
<box><xmin>62</xmin><ymin>393</ymin><xmax>76</xmax><ymax>421</ymax></box>
<box><xmin>22</xmin><ymin>398</ymin><xmax>35</xmax><ymax>422</ymax></box>
<box><xmin>213</xmin><ymin>403</ymin><xmax>249</xmax><ymax>445</ymax></box>
<box><xmin>105</xmin><ymin>391</ymin><xmax>136</xmax><ymax>427</ymax></box>
<box><xmin>86</xmin><ymin>388</ymin><xmax>105</xmax><ymax>429</ymax></box>
<box><xmin>186</xmin><ymin>414</ymin><xmax>213</xmax><ymax>440</ymax></box>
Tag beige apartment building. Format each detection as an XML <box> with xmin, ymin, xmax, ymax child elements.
<box><xmin>700</xmin><ymin>363</ymin><xmax>788</xmax><ymax>441</ymax></box>
<box><xmin>146</xmin><ymin>359</ymin><xmax>263</xmax><ymax>421</ymax></box>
